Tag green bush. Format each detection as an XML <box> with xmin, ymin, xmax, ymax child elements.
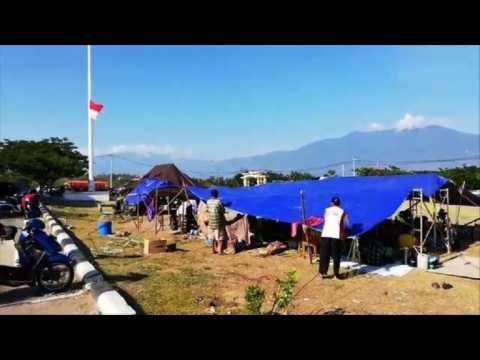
<box><xmin>244</xmin><ymin>284</ymin><xmax>266</xmax><ymax>315</ymax></box>
<box><xmin>271</xmin><ymin>271</ymin><xmax>298</xmax><ymax>314</ymax></box>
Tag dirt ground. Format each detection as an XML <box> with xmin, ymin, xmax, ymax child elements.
<box><xmin>49</xmin><ymin>204</ymin><xmax>480</xmax><ymax>315</ymax></box>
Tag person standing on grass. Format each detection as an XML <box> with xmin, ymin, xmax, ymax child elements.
<box><xmin>316</xmin><ymin>196</ymin><xmax>349</xmax><ymax>280</ymax></box>
<box><xmin>206</xmin><ymin>189</ymin><xmax>227</xmax><ymax>255</ymax></box>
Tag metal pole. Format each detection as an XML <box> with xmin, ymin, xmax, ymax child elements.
<box><xmin>109</xmin><ymin>154</ymin><xmax>113</xmax><ymax>189</ymax></box>
<box><xmin>352</xmin><ymin>158</ymin><xmax>356</xmax><ymax>176</ymax></box>
<box><xmin>419</xmin><ymin>190</ymin><xmax>423</xmax><ymax>255</ymax></box>
<box><xmin>342</xmin><ymin>164</ymin><xmax>345</xmax><ymax>177</ymax></box>
<box><xmin>87</xmin><ymin>45</ymin><xmax>95</xmax><ymax>192</ymax></box>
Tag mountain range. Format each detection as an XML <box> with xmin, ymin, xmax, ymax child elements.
<box><xmin>94</xmin><ymin>126</ymin><xmax>479</xmax><ymax>178</ymax></box>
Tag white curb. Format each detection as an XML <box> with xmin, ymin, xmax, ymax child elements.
<box><xmin>39</xmin><ymin>202</ymin><xmax>136</xmax><ymax>315</ymax></box>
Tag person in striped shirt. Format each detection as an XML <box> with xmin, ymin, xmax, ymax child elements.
<box><xmin>206</xmin><ymin>189</ymin><xmax>227</xmax><ymax>255</ymax></box>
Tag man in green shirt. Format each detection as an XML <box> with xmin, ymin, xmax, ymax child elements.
<box><xmin>206</xmin><ymin>189</ymin><xmax>227</xmax><ymax>255</ymax></box>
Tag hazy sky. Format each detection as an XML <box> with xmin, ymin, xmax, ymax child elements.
<box><xmin>0</xmin><ymin>45</ymin><xmax>478</xmax><ymax>160</ymax></box>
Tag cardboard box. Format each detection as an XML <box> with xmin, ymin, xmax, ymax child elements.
<box><xmin>143</xmin><ymin>238</ymin><xmax>176</xmax><ymax>256</ymax></box>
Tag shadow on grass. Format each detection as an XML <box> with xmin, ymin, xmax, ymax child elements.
<box><xmin>115</xmin><ymin>287</ymin><xmax>146</xmax><ymax>315</ymax></box>
<box><xmin>94</xmin><ymin>254</ymin><xmax>143</xmax><ymax>260</ymax></box>
<box><xmin>106</xmin><ymin>272</ymin><xmax>148</xmax><ymax>283</ymax></box>
<box><xmin>323</xmin><ymin>308</ymin><xmax>346</xmax><ymax>315</ymax></box>
<box><xmin>44</xmin><ymin>198</ymin><xmax>98</xmax><ymax>208</ymax></box>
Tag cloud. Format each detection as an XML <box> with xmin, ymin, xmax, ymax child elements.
<box><xmin>79</xmin><ymin>144</ymin><xmax>193</xmax><ymax>159</ymax></box>
<box><xmin>366</xmin><ymin>122</ymin><xmax>385</xmax><ymax>132</ymax></box>
<box><xmin>395</xmin><ymin>113</ymin><xmax>449</xmax><ymax>131</ymax></box>
<box><xmin>111</xmin><ymin>144</ymin><xmax>174</xmax><ymax>156</ymax></box>
<box><xmin>109</xmin><ymin>144</ymin><xmax>192</xmax><ymax>158</ymax></box>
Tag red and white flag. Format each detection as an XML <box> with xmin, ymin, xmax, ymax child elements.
<box><xmin>89</xmin><ymin>100</ymin><xmax>104</xmax><ymax>120</ymax></box>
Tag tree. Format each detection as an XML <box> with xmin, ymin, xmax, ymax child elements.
<box><xmin>288</xmin><ymin>171</ymin><xmax>318</xmax><ymax>181</ymax></box>
<box><xmin>192</xmin><ymin>170</ymin><xmax>319</xmax><ymax>187</ymax></box>
<box><xmin>439</xmin><ymin>165</ymin><xmax>480</xmax><ymax>190</ymax></box>
<box><xmin>0</xmin><ymin>137</ymin><xmax>88</xmax><ymax>187</ymax></box>
<box><xmin>322</xmin><ymin>169</ymin><xmax>337</xmax><ymax>178</ymax></box>
<box><xmin>356</xmin><ymin>166</ymin><xmax>410</xmax><ymax>176</ymax></box>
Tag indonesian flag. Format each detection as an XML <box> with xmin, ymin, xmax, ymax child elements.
<box><xmin>89</xmin><ymin>100</ymin><xmax>104</xmax><ymax>120</ymax></box>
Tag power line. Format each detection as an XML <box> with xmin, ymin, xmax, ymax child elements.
<box><xmin>93</xmin><ymin>153</ymin><xmax>480</xmax><ymax>177</ymax></box>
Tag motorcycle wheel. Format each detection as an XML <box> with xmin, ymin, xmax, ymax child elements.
<box><xmin>36</xmin><ymin>262</ymin><xmax>74</xmax><ymax>293</ymax></box>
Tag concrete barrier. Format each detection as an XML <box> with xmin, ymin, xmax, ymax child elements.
<box><xmin>39</xmin><ymin>202</ymin><xmax>136</xmax><ymax>315</ymax></box>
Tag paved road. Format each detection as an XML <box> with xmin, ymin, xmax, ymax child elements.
<box><xmin>0</xmin><ymin>216</ymin><xmax>97</xmax><ymax>315</ymax></box>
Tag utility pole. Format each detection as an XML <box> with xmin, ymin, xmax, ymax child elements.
<box><xmin>110</xmin><ymin>154</ymin><xmax>113</xmax><ymax>189</ymax></box>
<box><xmin>352</xmin><ymin>158</ymin><xmax>357</xmax><ymax>176</ymax></box>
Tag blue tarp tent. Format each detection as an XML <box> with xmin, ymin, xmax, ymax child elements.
<box><xmin>125</xmin><ymin>179</ymin><xmax>176</xmax><ymax>206</ymax></box>
<box><xmin>187</xmin><ymin>175</ymin><xmax>449</xmax><ymax>236</ymax></box>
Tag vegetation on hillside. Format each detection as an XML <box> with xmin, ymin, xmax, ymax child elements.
<box><xmin>439</xmin><ymin>166</ymin><xmax>480</xmax><ymax>190</ymax></box>
<box><xmin>192</xmin><ymin>171</ymin><xmax>319</xmax><ymax>187</ymax></box>
<box><xmin>356</xmin><ymin>166</ymin><xmax>411</xmax><ymax>176</ymax></box>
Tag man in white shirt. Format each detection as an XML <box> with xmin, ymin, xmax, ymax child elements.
<box><xmin>318</xmin><ymin>196</ymin><xmax>349</xmax><ymax>279</ymax></box>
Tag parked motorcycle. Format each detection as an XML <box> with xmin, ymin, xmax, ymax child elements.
<box><xmin>0</xmin><ymin>219</ymin><xmax>74</xmax><ymax>293</ymax></box>
<box><xmin>23</xmin><ymin>202</ymin><xmax>42</xmax><ymax>219</ymax></box>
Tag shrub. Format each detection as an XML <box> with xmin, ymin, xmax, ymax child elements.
<box><xmin>271</xmin><ymin>271</ymin><xmax>298</xmax><ymax>314</ymax></box>
<box><xmin>244</xmin><ymin>284</ymin><xmax>266</xmax><ymax>315</ymax></box>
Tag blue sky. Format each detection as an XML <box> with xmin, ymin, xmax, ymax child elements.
<box><xmin>0</xmin><ymin>45</ymin><xmax>478</xmax><ymax>160</ymax></box>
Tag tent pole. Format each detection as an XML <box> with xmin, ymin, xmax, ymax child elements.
<box><xmin>183</xmin><ymin>187</ymin><xmax>190</xmax><ymax>233</ymax></box>
<box><xmin>167</xmin><ymin>188</ymin><xmax>185</xmax><ymax>206</ymax></box>
<box><xmin>136</xmin><ymin>202</ymin><xmax>140</xmax><ymax>232</ymax></box>
<box><xmin>420</xmin><ymin>189</ymin><xmax>423</xmax><ymax>255</ymax></box>
<box><xmin>432</xmin><ymin>196</ymin><xmax>437</xmax><ymax>250</ymax></box>
<box><xmin>165</xmin><ymin>188</ymin><xmax>185</xmax><ymax>231</ymax></box>
<box><xmin>167</xmin><ymin>195</ymin><xmax>172</xmax><ymax>229</ymax></box>
<box><xmin>154</xmin><ymin>188</ymin><xmax>158</xmax><ymax>235</ymax></box>
<box><xmin>300</xmin><ymin>190</ymin><xmax>312</xmax><ymax>264</ymax></box>
<box><xmin>445</xmin><ymin>188</ymin><xmax>451</xmax><ymax>254</ymax></box>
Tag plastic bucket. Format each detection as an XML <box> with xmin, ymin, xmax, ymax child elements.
<box><xmin>96</xmin><ymin>221</ymin><xmax>112</xmax><ymax>236</ymax></box>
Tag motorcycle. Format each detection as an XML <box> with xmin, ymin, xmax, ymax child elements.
<box><xmin>23</xmin><ymin>201</ymin><xmax>42</xmax><ymax>219</ymax></box>
<box><xmin>0</xmin><ymin>219</ymin><xmax>74</xmax><ymax>293</ymax></box>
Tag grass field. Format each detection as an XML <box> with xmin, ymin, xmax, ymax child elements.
<box><xmin>49</xmin><ymin>204</ymin><xmax>480</xmax><ymax>315</ymax></box>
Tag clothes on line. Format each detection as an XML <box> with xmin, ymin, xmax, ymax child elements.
<box><xmin>291</xmin><ymin>216</ymin><xmax>324</xmax><ymax>237</ymax></box>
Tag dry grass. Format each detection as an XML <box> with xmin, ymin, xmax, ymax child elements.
<box><xmin>49</xmin><ymin>204</ymin><xmax>480</xmax><ymax>315</ymax></box>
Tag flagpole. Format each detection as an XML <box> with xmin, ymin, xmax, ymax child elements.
<box><xmin>87</xmin><ymin>45</ymin><xmax>95</xmax><ymax>192</ymax></box>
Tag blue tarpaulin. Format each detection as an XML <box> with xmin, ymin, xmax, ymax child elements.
<box><xmin>187</xmin><ymin>175</ymin><xmax>448</xmax><ymax>236</ymax></box>
<box><xmin>125</xmin><ymin>179</ymin><xmax>176</xmax><ymax>206</ymax></box>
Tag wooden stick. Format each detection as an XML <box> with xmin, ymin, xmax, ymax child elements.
<box><xmin>300</xmin><ymin>190</ymin><xmax>312</xmax><ymax>264</ymax></box>
<box><xmin>136</xmin><ymin>200</ymin><xmax>140</xmax><ymax>232</ymax></box>
<box><xmin>154</xmin><ymin>188</ymin><xmax>158</xmax><ymax>235</ymax></box>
